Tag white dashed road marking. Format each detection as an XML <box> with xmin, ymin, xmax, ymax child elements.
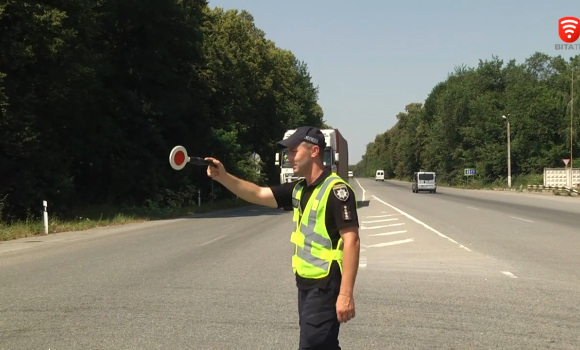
<box><xmin>361</xmin><ymin>218</ymin><xmax>399</xmax><ymax>223</ymax></box>
<box><xmin>369</xmin><ymin>230</ymin><xmax>407</xmax><ymax>237</ymax></box>
<box><xmin>371</xmin><ymin>195</ymin><xmax>471</xmax><ymax>252</ymax></box>
<box><xmin>355</xmin><ymin>179</ymin><xmax>470</xmax><ymax>272</ymax></box>
<box><xmin>361</xmin><ymin>223</ymin><xmax>405</xmax><ymax>230</ymax></box>
<box><xmin>501</xmin><ymin>271</ymin><xmax>518</xmax><ymax>278</ymax></box>
<box><xmin>510</xmin><ymin>216</ymin><xmax>534</xmax><ymax>223</ymax></box>
<box><xmin>198</xmin><ymin>235</ymin><xmax>227</xmax><ymax>246</ymax></box>
<box><xmin>365</xmin><ymin>238</ymin><xmax>414</xmax><ymax>248</ymax></box>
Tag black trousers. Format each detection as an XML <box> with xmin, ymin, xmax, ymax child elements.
<box><xmin>297</xmin><ymin>283</ymin><xmax>341</xmax><ymax>350</ymax></box>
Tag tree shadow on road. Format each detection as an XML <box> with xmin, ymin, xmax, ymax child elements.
<box><xmin>157</xmin><ymin>200</ymin><xmax>371</xmax><ymax>221</ymax></box>
<box><xmin>177</xmin><ymin>206</ymin><xmax>289</xmax><ymax>219</ymax></box>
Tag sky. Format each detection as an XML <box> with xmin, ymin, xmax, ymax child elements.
<box><xmin>206</xmin><ymin>0</ymin><xmax>579</xmax><ymax>164</ymax></box>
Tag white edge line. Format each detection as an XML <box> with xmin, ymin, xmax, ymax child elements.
<box><xmin>365</xmin><ymin>214</ymin><xmax>401</xmax><ymax>218</ymax></box>
<box><xmin>501</xmin><ymin>271</ymin><xmax>518</xmax><ymax>278</ymax></box>
<box><xmin>371</xmin><ymin>194</ymin><xmax>472</xmax><ymax>251</ymax></box>
<box><xmin>467</xmin><ymin>206</ymin><xmax>479</xmax><ymax>210</ymax></box>
<box><xmin>198</xmin><ymin>235</ymin><xmax>227</xmax><ymax>246</ymax></box>
<box><xmin>355</xmin><ymin>178</ymin><xmax>366</xmax><ymax>201</ymax></box>
<box><xmin>359</xmin><ymin>256</ymin><xmax>367</xmax><ymax>268</ymax></box>
<box><xmin>510</xmin><ymin>216</ymin><xmax>534</xmax><ymax>223</ymax></box>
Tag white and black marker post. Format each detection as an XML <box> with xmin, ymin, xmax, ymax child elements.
<box><xmin>43</xmin><ymin>200</ymin><xmax>48</xmax><ymax>234</ymax></box>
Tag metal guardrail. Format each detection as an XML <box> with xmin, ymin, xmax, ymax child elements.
<box><xmin>527</xmin><ymin>184</ymin><xmax>579</xmax><ymax>194</ymax></box>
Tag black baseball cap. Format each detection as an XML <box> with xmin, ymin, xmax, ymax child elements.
<box><xmin>277</xmin><ymin>126</ymin><xmax>326</xmax><ymax>149</ymax></box>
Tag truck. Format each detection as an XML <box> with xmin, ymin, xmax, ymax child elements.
<box><xmin>274</xmin><ymin>128</ymin><xmax>349</xmax><ymax>184</ymax></box>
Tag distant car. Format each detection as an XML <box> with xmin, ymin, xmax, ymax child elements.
<box><xmin>348</xmin><ymin>171</ymin><xmax>353</xmax><ymax>178</ymax></box>
<box><xmin>375</xmin><ymin>170</ymin><xmax>385</xmax><ymax>181</ymax></box>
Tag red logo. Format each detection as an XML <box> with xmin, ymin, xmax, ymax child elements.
<box><xmin>559</xmin><ymin>17</ymin><xmax>580</xmax><ymax>43</ymax></box>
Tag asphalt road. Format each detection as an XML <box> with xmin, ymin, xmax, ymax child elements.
<box><xmin>1</xmin><ymin>178</ymin><xmax>579</xmax><ymax>349</ymax></box>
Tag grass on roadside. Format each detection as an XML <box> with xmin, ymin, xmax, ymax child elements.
<box><xmin>451</xmin><ymin>173</ymin><xmax>544</xmax><ymax>191</ymax></box>
<box><xmin>371</xmin><ymin>173</ymin><xmax>546</xmax><ymax>191</ymax></box>
<box><xmin>0</xmin><ymin>197</ymin><xmax>251</xmax><ymax>242</ymax></box>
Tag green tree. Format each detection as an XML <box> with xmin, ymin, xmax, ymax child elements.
<box><xmin>0</xmin><ymin>2</ymin><xmax>325</xmax><ymax>222</ymax></box>
<box><xmin>354</xmin><ymin>52</ymin><xmax>580</xmax><ymax>187</ymax></box>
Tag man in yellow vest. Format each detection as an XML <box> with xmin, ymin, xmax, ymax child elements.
<box><xmin>205</xmin><ymin>126</ymin><xmax>360</xmax><ymax>349</ymax></box>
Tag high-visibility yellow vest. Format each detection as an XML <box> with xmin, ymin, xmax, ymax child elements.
<box><xmin>290</xmin><ymin>173</ymin><xmax>357</xmax><ymax>279</ymax></box>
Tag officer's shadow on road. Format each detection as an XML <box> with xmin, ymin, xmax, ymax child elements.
<box><xmin>357</xmin><ymin>200</ymin><xmax>370</xmax><ymax>208</ymax></box>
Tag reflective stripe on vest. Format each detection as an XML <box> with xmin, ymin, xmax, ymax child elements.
<box><xmin>290</xmin><ymin>173</ymin><xmax>355</xmax><ymax>279</ymax></box>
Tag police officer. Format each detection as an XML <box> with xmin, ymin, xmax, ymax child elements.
<box><xmin>205</xmin><ymin>126</ymin><xmax>360</xmax><ymax>349</ymax></box>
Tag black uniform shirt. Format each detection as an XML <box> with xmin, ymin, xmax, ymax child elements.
<box><xmin>270</xmin><ymin>169</ymin><xmax>359</xmax><ymax>290</ymax></box>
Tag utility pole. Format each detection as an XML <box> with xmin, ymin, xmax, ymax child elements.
<box><xmin>507</xmin><ymin>117</ymin><xmax>511</xmax><ymax>188</ymax></box>
<box><xmin>502</xmin><ymin>114</ymin><xmax>511</xmax><ymax>188</ymax></box>
<box><xmin>571</xmin><ymin>69</ymin><xmax>575</xmax><ymax>188</ymax></box>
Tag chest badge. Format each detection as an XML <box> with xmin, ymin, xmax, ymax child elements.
<box><xmin>292</xmin><ymin>198</ymin><xmax>299</xmax><ymax>208</ymax></box>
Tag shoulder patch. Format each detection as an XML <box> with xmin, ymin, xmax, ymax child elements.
<box><xmin>332</xmin><ymin>183</ymin><xmax>349</xmax><ymax>201</ymax></box>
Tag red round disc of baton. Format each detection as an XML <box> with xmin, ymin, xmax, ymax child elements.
<box><xmin>175</xmin><ymin>151</ymin><xmax>185</xmax><ymax>165</ymax></box>
<box><xmin>169</xmin><ymin>145</ymin><xmax>189</xmax><ymax>170</ymax></box>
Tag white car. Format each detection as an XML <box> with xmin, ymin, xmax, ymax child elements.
<box><xmin>348</xmin><ymin>171</ymin><xmax>353</xmax><ymax>178</ymax></box>
<box><xmin>375</xmin><ymin>170</ymin><xmax>385</xmax><ymax>181</ymax></box>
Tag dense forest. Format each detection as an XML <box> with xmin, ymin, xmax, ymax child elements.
<box><xmin>0</xmin><ymin>1</ymin><xmax>329</xmax><ymax>223</ymax></box>
<box><xmin>354</xmin><ymin>53</ymin><xmax>580</xmax><ymax>188</ymax></box>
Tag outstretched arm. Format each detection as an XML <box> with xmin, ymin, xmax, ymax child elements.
<box><xmin>205</xmin><ymin>157</ymin><xmax>278</xmax><ymax>208</ymax></box>
<box><xmin>218</xmin><ymin>172</ymin><xmax>278</xmax><ymax>208</ymax></box>
<box><xmin>205</xmin><ymin>157</ymin><xmax>295</xmax><ymax>209</ymax></box>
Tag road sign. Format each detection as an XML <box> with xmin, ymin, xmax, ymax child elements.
<box><xmin>169</xmin><ymin>145</ymin><xmax>188</xmax><ymax>170</ymax></box>
<box><xmin>464</xmin><ymin>168</ymin><xmax>476</xmax><ymax>176</ymax></box>
<box><xmin>563</xmin><ymin>158</ymin><xmax>570</xmax><ymax>166</ymax></box>
<box><xmin>249</xmin><ymin>152</ymin><xmax>261</xmax><ymax>173</ymax></box>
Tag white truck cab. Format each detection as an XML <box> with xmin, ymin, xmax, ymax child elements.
<box><xmin>375</xmin><ymin>170</ymin><xmax>385</xmax><ymax>181</ymax></box>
